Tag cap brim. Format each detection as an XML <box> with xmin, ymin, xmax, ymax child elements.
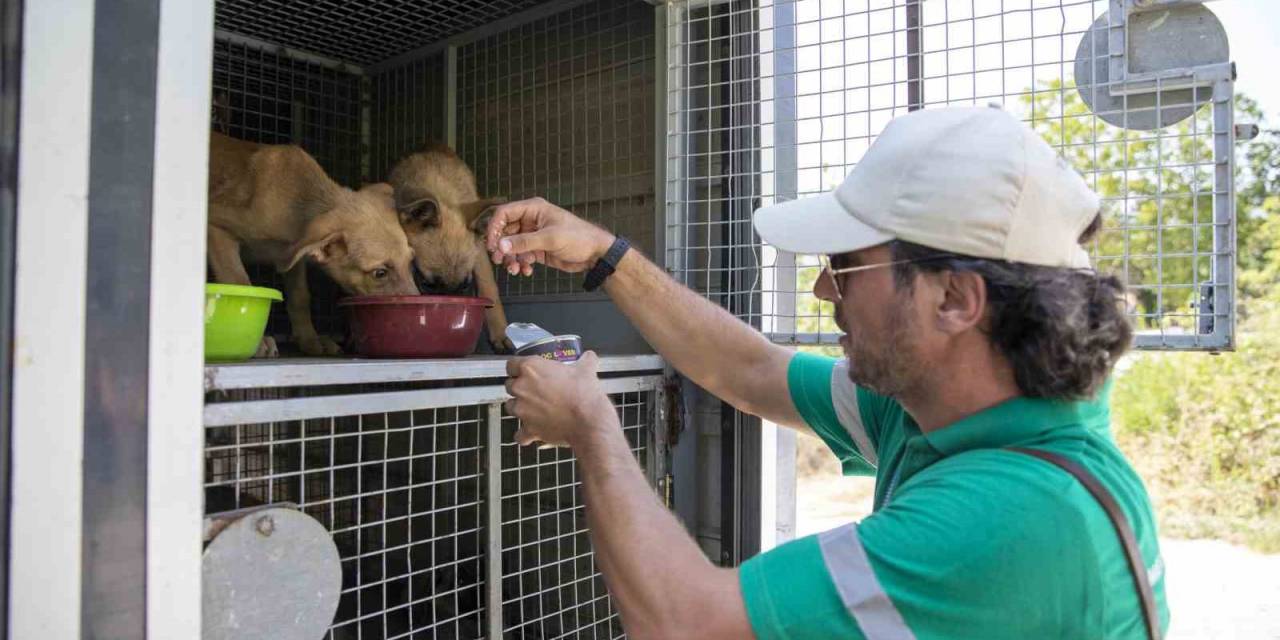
<box><xmin>753</xmin><ymin>192</ymin><xmax>894</xmax><ymax>255</ymax></box>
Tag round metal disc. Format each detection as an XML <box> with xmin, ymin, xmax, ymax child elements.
<box><xmin>1074</xmin><ymin>5</ymin><xmax>1228</xmax><ymax>130</ymax></box>
<box><xmin>203</xmin><ymin>507</ymin><xmax>342</xmax><ymax>640</ymax></box>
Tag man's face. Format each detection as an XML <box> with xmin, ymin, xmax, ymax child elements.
<box><xmin>813</xmin><ymin>244</ymin><xmax>928</xmax><ymax>397</ymax></box>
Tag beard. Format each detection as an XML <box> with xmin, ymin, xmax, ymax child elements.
<box><xmin>842</xmin><ymin>294</ymin><xmax>923</xmax><ymax>398</ymax></box>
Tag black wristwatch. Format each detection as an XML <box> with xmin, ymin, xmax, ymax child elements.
<box><xmin>583</xmin><ymin>236</ymin><xmax>631</xmax><ymax>292</ymax></box>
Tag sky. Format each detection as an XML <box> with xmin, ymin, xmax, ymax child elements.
<box><xmin>1209</xmin><ymin>0</ymin><xmax>1280</xmax><ymax>122</ymax></box>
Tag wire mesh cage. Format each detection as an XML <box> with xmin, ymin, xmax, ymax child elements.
<box><xmin>205</xmin><ymin>398</ymin><xmax>489</xmax><ymax>639</ymax></box>
<box><xmin>204</xmin><ymin>374</ymin><xmax>662</xmax><ymax>640</ymax></box>
<box><xmin>497</xmin><ymin>391</ymin><xmax>651</xmax><ymax>639</ymax></box>
<box><xmin>457</xmin><ymin>0</ymin><xmax>659</xmax><ymax>300</ymax></box>
<box><xmin>202</xmin><ymin>2</ymin><xmax>671</xmax><ymax>638</ymax></box>
<box><xmin>214</xmin><ymin>0</ymin><xmax>555</xmax><ymax>66</ymax></box>
<box><xmin>212</xmin><ymin>0</ymin><xmax>663</xmax><ymax>344</ymax></box>
<box><xmin>370</xmin><ymin>53</ymin><xmax>449</xmax><ymax>180</ymax></box>
<box><xmin>665</xmin><ymin>0</ymin><xmax>1236</xmax><ymax>350</ymax></box>
<box><xmin>212</xmin><ymin>36</ymin><xmax>364</xmax><ymax>189</ymax></box>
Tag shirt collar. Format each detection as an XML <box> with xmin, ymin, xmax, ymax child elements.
<box><xmin>921</xmin><ymin>382</ymin><xmax>1111</xmax><ymax>456</ymax></box>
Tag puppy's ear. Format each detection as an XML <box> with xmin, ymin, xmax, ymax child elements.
<box><xmin>279</xmin><ymin>231</ymin><xmax>346</xmax><ymax>273</ymax></box>
<box><xmin>464</xmin><ymin>196</ymin><xmax>508</xmax><ymax>233</ymax></box>
<box><xmin>360</xmin><ymin>182</ymin><xmax>396</xmax><ymax>210</ymax></box>
<box><xmin>398</xmin><ymin>197</ymin><xmax>441</xmax><ymax>229</ymax></box>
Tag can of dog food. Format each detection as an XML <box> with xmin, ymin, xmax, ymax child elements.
<box><xmin>513</xmin><ymin>334</ymin><xmax>583</xmax><ymax>363</ymax></box>
<box><xmin>506</xmin><ymin>322</ymin><xmax>583</xmax><ymax>363</ymax></box>
<box><xmin>505</xmin><ymin>323</ymin><xmax>584</xmax><ymax>450</ymax></box>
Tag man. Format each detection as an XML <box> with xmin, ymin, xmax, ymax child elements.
<box><xmin>488</xmin><ymin>106</ymin><xmax>1169</xmax><ymax>639</ymax></box>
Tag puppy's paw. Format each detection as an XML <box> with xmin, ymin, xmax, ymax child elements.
<box><xmin>319</xmin><ymin>336</ymin><xmax>344</xmax><ymax>356</ymax></box>
<box><xmin>298</xmin><ymin>334</ymin><xmax>342</xmax><ymax>357</ymax></box>
<box><xmin>489</xmin><ymin>332</ymin><xmax>515</xmax><ymax>355</ymax></box>
<box><xmin>254</xmin><ymin>336</ymin><xmax>280</xmax><ymax>359</ymax></box>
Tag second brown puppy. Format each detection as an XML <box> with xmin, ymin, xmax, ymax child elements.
<box><xmin>387</xmin><ymin>146</ymin><xmax>511</xmax><ymax>352</ymax></box>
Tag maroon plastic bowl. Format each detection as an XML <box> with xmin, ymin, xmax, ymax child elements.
<box><xmin>338</xmin><ymin>295</ymin><xmax>492</xmax><ymax>358</ymax></box>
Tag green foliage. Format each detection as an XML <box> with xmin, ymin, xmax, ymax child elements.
<box><xmin>1108</xmin><ymin>95</ymin><xmax>1280</xmax><ymax>552</ymax></box>
<box><xmin>1112</xmin><ymin>304</ymin><xmax>1280</xmax><ymax>552</ymax></box>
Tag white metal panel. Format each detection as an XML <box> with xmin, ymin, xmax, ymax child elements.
<box><xmin>10</xmin><ymin>0</ymin><xmax>95</xmax><ymax>637</ymax></box>
<box><xmin>147</xmin><ymin>0</ymin><xmax>215</xmax><ymax>636</ymax></box>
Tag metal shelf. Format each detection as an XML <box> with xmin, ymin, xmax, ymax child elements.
<box><xmin>204</xmin><ymin>353</ymin><xmax>664</xmax><ymax>392</ymax></box>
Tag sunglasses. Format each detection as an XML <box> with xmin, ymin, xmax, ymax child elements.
<box><xmin>818</xmin><ymin>253</ymin><xmax>951</xmax><ymax>301</ymax></box>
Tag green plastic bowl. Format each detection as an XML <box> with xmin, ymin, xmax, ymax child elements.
<box><xmin>205</xmin><ymin>283</ymin><xmax>283</xmax><ymax>362</ymax></box>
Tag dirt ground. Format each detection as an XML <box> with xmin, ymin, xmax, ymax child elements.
<box><xmin>794</xmin><ymin>473</ymin><xmax>1280</xmax><ymax>640</ymax></box>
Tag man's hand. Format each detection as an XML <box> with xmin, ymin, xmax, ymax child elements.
<box><xmin>504</xmin><ymin>352</ymin><xmax>618</xmax><ymax>449</ymax></box>
<box><xmin>485</xmin><ymin>197</ymin><xmax>616</xmax><ymax>276</ymax></box>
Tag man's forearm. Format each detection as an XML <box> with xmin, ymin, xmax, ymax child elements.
<box><xmin>574</xmin><ymin>404</ymin><xmax>750</xmax><ymax>638</ymax></box>
<box><xmin>602</xmin><ymin>248</ymin><xmax>799</xmax><ymax>425</ymax></box>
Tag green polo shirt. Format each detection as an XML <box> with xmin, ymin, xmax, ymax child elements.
<box><xmin>739</xmin><ymin>352</ymin><xmax>1170</xmax><ymax>639</ymax></box>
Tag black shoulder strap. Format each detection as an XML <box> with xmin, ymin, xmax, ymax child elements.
<box><xmin>1007</xmin><ymin>447</ymin><xmax>1161</xmax><ymax>640</ymax></box>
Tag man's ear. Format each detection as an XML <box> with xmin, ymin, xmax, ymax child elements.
<box><xmin>936</xmin><ymin>270</ymin><xmax>987</xmax><ymax>334</ymax></box>
<box><xmin>279</xmin><ymin>231</ymin><xmax>346</xmax><ymax>273</ymax></box>
<box><xmin>464</xmin><ymin>197</ymin><xmax>508</xmax><ymax>233</ymax></box>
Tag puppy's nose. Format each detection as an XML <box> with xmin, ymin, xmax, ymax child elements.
<box><xmin>412</xmin><ymin>265</ymin><xmax>441</xmax><ymax>292</ymax></box>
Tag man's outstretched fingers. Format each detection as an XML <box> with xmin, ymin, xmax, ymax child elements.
<box><xmin>506</xmin><ymin>356</ymin><xmax>528</xmax><ymax>377</ymax></box>
<box><xmin>513</xmin><ymin>427</ymin><xmax>539</xmax><ymax>447</ymax></box>
<box><xmin>484</xmin><ymin>207</ymin><xmax>517</xmax><ymax>252</ymax></box>
<box><xmin>577</xmin><ymin>350</ymin><xmax>601</xmax><ymax>374</ymax></box>
<box><xmin>499</xmin><ymin>231</ymin><xmax>548</xmax><ymax>258</ymax></box>
<box><xmin>486</xmin><ymin>199</ymin><xmax>541</xmax><ymax>251</ymax></box>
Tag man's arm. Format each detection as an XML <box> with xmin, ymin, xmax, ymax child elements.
<box><xmin>504</xmin><ymin>355</ymin><xmax>755</xmax><ymax>639</ymax></box>
<box><xmin>577</xmin><ymin>403</ymin><xmax>753</xmax><ymax>639</ymax></box>
<box><xmin>486</xmin><ymin>198</ymin><xmax>805</xmax><ymax>430</ymax></box>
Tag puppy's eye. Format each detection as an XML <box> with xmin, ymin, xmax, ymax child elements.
<box><xmin>372</xmin><ymin>268</ymin><xmax>389</xmax><ymax>280</ymax></box>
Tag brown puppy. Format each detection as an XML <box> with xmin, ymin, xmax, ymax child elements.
<box><xmin>208</xmin><ymin>132</ymin><xmax>418</xmax><ymax>357</ymax></box>
<box><xmin>387</xmin><ymin>146</ymin><xmax>511</xmax><ymax>351</ymax></box>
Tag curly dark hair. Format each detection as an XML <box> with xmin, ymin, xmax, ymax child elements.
<box><xmin>889</xmin><ymin>215</ymin><xmax>1132</xmax><ymax>400</ymax></box>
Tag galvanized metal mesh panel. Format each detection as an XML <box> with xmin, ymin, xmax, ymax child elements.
<box><xmin>205</xmin><ymin>380</ymin><xmax>658</xmax><ymax>639</ymax></box>
<box><xmin>214</xmin><ymin>0</ymin><xmax>554</xmax><ymax>66</ymax></box>
<box><xmin>498</xmin><ymin>391</ymin><xmax>650</xmax><ymax>639</ymax></box>
<box><xmin>370</xmin><ymin>53</ymin><xmax>448</xmax><ymax>181</ymax></box>
<box><xmin>666</xmin><ymin>0</ymin><xmax>1236</xmax><ymax>350</ymax></box>
<box><xmin>210</xmin><ymin>36</ymin><xmax>365</xmax><ymax>344</ymax></box>
<box><xmin>457</xmin><ymin>0</ymin><xmax>658</xmax><ymax>300</ymax></box>
<box><xmin>212</xmin><ymin>37</ymin><xmax>363</xmax><ymax>186</ymax></box>
<box><xmin>205</xmin><ymin>400</ymin><xmax>488</xmax><ymax>639</ymax></box>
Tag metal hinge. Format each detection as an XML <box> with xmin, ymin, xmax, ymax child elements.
<box><xmin>658</xmin><ymin>473</ymin><xmax>674</xmax><ymax>508</ymax></box>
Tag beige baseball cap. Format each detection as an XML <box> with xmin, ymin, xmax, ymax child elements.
<box><xmin>753</xmin><ymin>105</ymin><xmax>1099</xmax><ymax>269</ymax></box>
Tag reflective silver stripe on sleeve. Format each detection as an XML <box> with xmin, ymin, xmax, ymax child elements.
<box><xmin>1148</xmin><ymin>555</ymin><xmax>1165</xmax><ymax>588</ymax></box>
<box><xmin>818</xmin><ymin>523</ymin><xmax>915</xmax><ymax>640</ymax></box>
<box><xmin>832</xmin><ymin>360</ymin><xmax>878</xmax><ymax>466</ymax></box>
